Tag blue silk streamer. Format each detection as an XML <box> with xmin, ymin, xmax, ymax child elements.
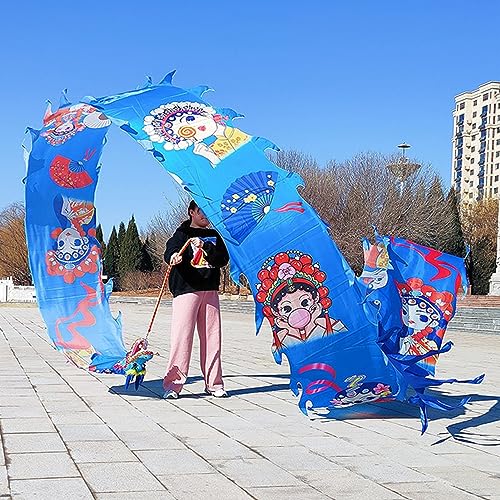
<box><xmin>25</xmin><ymin>102</ymin><xmax>128</xmax><ymax>372</ymax></box>
<box><xmin>24</xmin><ymin>73</ymin><xmax>483</xmax><ymax>430</ymax></box>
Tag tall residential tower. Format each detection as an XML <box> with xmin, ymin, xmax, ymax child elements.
<box><xmin>452</xmin><ymin>81</ymin><xmax>500</xmax><ymax>200</ymax></box>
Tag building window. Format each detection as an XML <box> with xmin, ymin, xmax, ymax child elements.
<box><xmin>495</xmin><ymin>175</ymin><xmax>499</xmax><ymax>182</ymax></box>
<box><xmin>497</xmin><ymin>151</ymin><xmax>500</xmax><ymax>157</ymax></box>
<box><xmin>473</xmin><ymin>111</ymin><xmax>477</xmax><ymax>118</ymax></box>
<box><xmin>471</xmin><ymin>158</ymin><xmax>475</xmax><ymax>164</ymax></box>
<box><xmin>473</xmin><ymin>99</ymin><xmax>477</xmax><ymax>105</ymax></box>
<box><xmin>483</xmin><ymin>93</ymin><xmax>489</xmax><ymax>101</ymax></box>
<box><xmin>482</xmin><ymin>105</ymin><xmax>488</xmax><ymax>116</ymax></box>
<box><xmin>471</xmin><ymin>146</ymin><xmax>475</xmax><ymax>152</ymax></box>
<box><xmin>497</xmin><ymin>139</ymin><xmax>500</xmax><ymax>145</ymax></box>
<box><xmin>472</xmin><ymin>123</ymin><xmax>477</xmax><ymax>129</ymax></box>
<box><xmin>460</xmin><ymin>102</ymin><xmax>465</xmax><ymax>109</ymax></box>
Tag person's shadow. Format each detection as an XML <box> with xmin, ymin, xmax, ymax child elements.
<box><xmin>109</xmin><ymin>377</ymin><xmax>498</xmax><ymax>446</ymax></box>
<box><xmin>109</xmin><ymin>373</ymin><xmax>290</xmax><ymax>399</ymax></box>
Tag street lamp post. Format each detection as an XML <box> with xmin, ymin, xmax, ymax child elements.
<box><xmin>489</xmin><ymin>199</ymin><xmax>500</xmax><ymax>295</ymax></box>
<box><xmin>386</xmin><ymin>143</ymin><xmax>422</xmax><ymax>194</ymax></box>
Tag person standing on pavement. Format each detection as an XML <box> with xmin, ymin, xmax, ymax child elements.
<box><xmin>162</xmin><ymin>201</ymin><xmax>230</xmax><ymax>399</ymax></box>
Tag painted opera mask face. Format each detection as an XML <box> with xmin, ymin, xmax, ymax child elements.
<box><xmin>53</xmin><ymin>120</ymin><xmax>76</xmax><ymax>136</ymax></box>
<box><xmin>143</xmin><ymin>102</ymin><xmax>220</xmax><ymax>148</ymax></box>
<box><xmin>272</xmin><ymin>284</ymin><xmax>322</xmax><ymax>334</ymax></box>
<box><xmin>170</xmin><ymin>112</ymin><xmax>218</xmax><ymax>142</ymax></box>
<box><xmin>401</xmin><ymin>296</ymin><xmax>440</xmax><ymax>332</ymax></box>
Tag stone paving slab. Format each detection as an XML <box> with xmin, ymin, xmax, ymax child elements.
<box><xmin>10</xmin><ymin>478</ymin><xmax>93</xmax><ymax>500</ymax></box>
<box><xmin>7</xmin><ymin>452</ymin><xmax>80</xmax><ymax>480</ymax></box>
<box><xmin>0</xmin><ymin>303</ymin><xmax>499</xmax><ymax>499</ymax></box>
<box><xmin>0</xmin><ymin>466</ymin><xmax>8</xmax><ymax>497</ymax></box>
<box><xmin>156</xmin><ymin>472</ymin><xmax>250</xmax><ymax>499</ymax></box>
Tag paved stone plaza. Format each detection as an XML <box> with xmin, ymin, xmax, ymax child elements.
<box><xmin>0</xmin><ymin>303</ymin><xmax>499</xmax><ymax>499</ymax></box>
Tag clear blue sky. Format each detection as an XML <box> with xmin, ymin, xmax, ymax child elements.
<box><xmin>1</xmin><ymin>1</ymin><xmax>498</xmax><ymax>237</ymax></box>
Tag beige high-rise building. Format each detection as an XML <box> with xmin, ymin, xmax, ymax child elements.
<box><xmin>452</xmin><ymin>81</ymin><xmax>500</xmax><ymax>201</ymax></box>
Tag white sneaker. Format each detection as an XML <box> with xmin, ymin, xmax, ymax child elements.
<box><xmin>163</xmin><ymin>390</ymin><xmax>178</xmax><ymax>399</ymax></box>
<box><xmin>211</xmin><ymin>389</ymin><xmax>228</xmax><ymax>398</ymax></box>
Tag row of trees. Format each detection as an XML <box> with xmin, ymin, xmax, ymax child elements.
<box><xmin>99</xmin><ymin>216</ymin><xmax>161</xmax><ymax>291</ymax></box>
<box><xmin>1</xmin><ymin>150</ymin><xmax>498</xmax><ymax>294</ymax></box>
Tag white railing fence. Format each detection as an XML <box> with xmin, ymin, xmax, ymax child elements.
<box><xmin>0</xmin><ymin>278</ymin><xmax>36</xmax><ymax>303</ymax></box>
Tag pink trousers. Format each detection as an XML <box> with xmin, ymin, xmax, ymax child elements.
<box><xmin>163</xmin><ymin>291</ymin><xmax>224</xmax><ymax>394</ymax></box>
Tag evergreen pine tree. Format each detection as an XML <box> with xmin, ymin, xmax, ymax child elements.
<box><xmin>119</xmin><ymin>216</ymin><xmax>143</xmax><ymax>275</ymax></box>
<box><xmin>413</xmin><ymin>180</ymin><xmax>427</xmax><ymax>206</ymax></box>
<box><xmin>426</xmin><ymin>176</ymin><xmax>445</xmax><ymax>203</ymax></box>
<box><xmin>443</xmin><ymin>188</ymin><xmax>466</xmax><ymax>257</ymax></box>
<box><xmin>95</xmin><ymin>224</ymin><xmax>106</xmax><ymax>254</ymax></box>
<box><xmin>103</xmin><ymin>226</ymin><xmax>119</xmax><ymax>278</ymax></box>
<box><xmin>139</xmin><ymin>237</ymin><xmax>155</xmax><ymax>272</ymax></box>
<box><xmin>117</xmin><ymin>221</ymin><xmax>126</xmax><ymax>256</ymax></box>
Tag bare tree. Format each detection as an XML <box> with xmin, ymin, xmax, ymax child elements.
<box><xmin>144</xmin><ymin>188</ymin><xmax>192</xmax><ymax>269</ymax></box>
<box><xmin>0</xmin><ymin>202</ymin><xmax>31</xmax><ymax>285</ymax></box>
<box><xmin>276</xmin><ymin>151</ymin><xmax>461</xmax><ymax>273</ymax></box>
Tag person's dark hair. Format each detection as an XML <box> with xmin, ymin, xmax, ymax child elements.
<box><xmin>187</xmin><ymin>200</ymin><xmax>198</xmax><ymax>218</ymax></box>
<box><xmin>180</xmin><ymin>200</ymin><xmax>199</xmax><ymax>227</ymax></box>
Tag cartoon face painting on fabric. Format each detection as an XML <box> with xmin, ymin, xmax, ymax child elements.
<box><xmin>25</xmin><ymin>98</ymin><xmax>147</xmax><ymax>376</ymax></box>
<box><xmin>357</xmin><ymin>233</ymin><xmax>483</xmax><ymax>431</ymax></box>
<box><xmin>25</xmin><ymin>72</ymin><xmax>483</xmax><ymax>428</ymax></box>
<box><xmin>359</xmin><ymin>234</ymin><xmax>468</xmax><ymax>374</ymax></box>
<box><xmin>255</xmin><ymin>250</ymin><xmax>344</xmax><ymax>358</ymax></box>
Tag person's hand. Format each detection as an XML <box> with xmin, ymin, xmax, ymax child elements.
<box><xmin>191</xmin><ymin>237</ymin><xmax>204</xmax><ymax>249</ymax></box>
<box><xmin>169</xmin><ymin>252</ymin><xmax>182</xmax><ymax>266</ymax></box>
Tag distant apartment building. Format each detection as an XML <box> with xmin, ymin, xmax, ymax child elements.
<box><xmin>452</xmin><ymin>81</ymin><xmax>500</xmax><ymax>201</ymax></box>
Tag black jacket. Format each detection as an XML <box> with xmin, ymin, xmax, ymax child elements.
<box><xmin>164</xmin><ymin>221</ymin><xmax>230</xmax><ymax>297</ymax></box>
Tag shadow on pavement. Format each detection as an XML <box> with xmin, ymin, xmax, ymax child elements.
<box><xmin>427</xmin><ymin>389</ymin><xmax>500</xmax><ymax>447</ymax></box>
<box><xmin>109</xmin><ymin>377</ymin><xmax>496</xmax><ymax>445</ymax></box>
<box><xmin>109</xmin><ymin>374</ymin><xmax>291</xmax><ymax>399</ymax></box>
